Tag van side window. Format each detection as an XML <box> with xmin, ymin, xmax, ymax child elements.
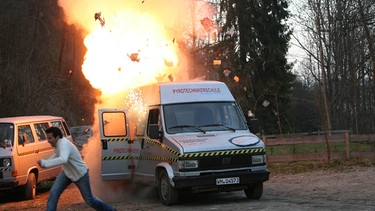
<box><xmin>51</xmin><ymin>121</ymin><xmax>67</xmax><ymax>137</ymax></box>
<box><xmin>102</xmin><ymin>112</ymin><xmax>127</xmax><ymax>136</ymax></box>
<box><xmin>0</xmin><ymin>124</ymin><xmax>14</xmax><ymax>147</ymax></box>
<box><xmin>62</xmin><ymin>121</ymin><xmax>71</xmax><ymax>136</ymax></box>
<box><xmin>18</xmin><ymin>125</ymin><xmax>35</xmax><ymax>144</ymax></box>
<box><xmin>34</xmin><ymin>123</ymin><xmax>49</xmax><ymax>141</ymax></box>
<box><xmin>147</xmin><ymin>109</ymin><xmax>160</xmax><ymax>137</ymax></box>
<box><xmin>148</xmin><ymin>109</ymin><xmax>160</xmax><ymax>125</ymax></box>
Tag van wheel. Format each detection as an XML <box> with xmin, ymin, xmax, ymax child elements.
<box><xmin>158</xmin><ymin>170</ymin><xmax>178</xmax><ymax>205</ymax></box>
<box><xmin>24</xmin><ymin>173</ymin><xmax>37</xmax><ymax>200</ymax></box>
<box><xmin>244</xmin><ymin>182</ymin><xmax>263</xmax><ymax>199</ymax></box>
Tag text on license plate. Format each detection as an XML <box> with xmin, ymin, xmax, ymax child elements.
<box><xmin>216</xmin><ymin>177</ymin><xmax>240</xmax><ymax>185</ymax></box>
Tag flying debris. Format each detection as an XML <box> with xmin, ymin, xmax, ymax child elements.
<box><xmin>168</xmin><ymin>74</ymin><xmax>174</xmax><ymax>82</ymax></box>
<box><xmin>164</xmin><ymin>58</ymin><xmax>173</xmax><ymax>67</ymax></box>
<box><xmin>223</xmin><ymin>69</ymin><xmax>231</xmax><ymax>77</ymax></box>
<box><xmin>200</xmin><ymin>17</ymin><xmax>214</xmax><ymax>32</ymax></box>
<box><xmin>155</xmin><ymin>74</ymin><xmax>166</xmax><ymax>82</ymax></box>
<box><xmin>128</xmin><ymin>53</ymin><xmax>140</xmax><ymax>62</ymax></box>
<box><xmin>94</xmin><ymin>12</ymin><xmax>105</xmax><ymax>27</ymax></box>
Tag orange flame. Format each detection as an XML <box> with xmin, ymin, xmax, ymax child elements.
<box><xmin>82</xmin><ymin>11</ymin><xmax>178</xmax><ymax>95</ymax></box>
<box><xmin>57</xmin><ymin>0</ymin><xmax>218</xmax><ymax>203</ymax></box>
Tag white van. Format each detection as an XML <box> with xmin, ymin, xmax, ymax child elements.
<box><xmin>0</xmin><ymin>116</ymin><xmax>72</xmax><ymax>199</ymax></box>
<box><xmin>98</xmin><ymin>81</ymin><xmax>270</xmax><ymax>205</ymax></box>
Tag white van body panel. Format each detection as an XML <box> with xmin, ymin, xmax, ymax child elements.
<box><xmin>98</xmin><ymin>109</ymin><xmax>135</xmax><ymax>180</ymax></box>
<box><xmin>171</xmin><ymin>132</ymin><xmax>262</xmax><ymax>153</ymax></box>
<box><xmin>98</xmin><ymin>81</ymin><xmax>270</xmax><ymax>205</ymax></box>
<box><xmin>140</xmin><ymin>81</ymin><xmax>234</xmax><ymax>105</ymax></box>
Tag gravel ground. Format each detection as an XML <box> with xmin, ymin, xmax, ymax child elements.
<box><xmin>0</xmin><ymin>166</ymin><xmax>374</xmax><ymax>211</ymax></box>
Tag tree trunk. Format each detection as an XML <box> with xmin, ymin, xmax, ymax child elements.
<box><xmin>314</xmin><ymin>0</ymin><xmax>331</xmax><ymax>162</ymax></box>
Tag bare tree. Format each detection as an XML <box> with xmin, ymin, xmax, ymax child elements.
<box><xmin>292</xmin><ymin>0</ymin><xmax>375</xmax><ymax>134</ymax></box>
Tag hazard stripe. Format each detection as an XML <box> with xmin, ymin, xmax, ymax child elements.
<box><xmin>143</xmin><ymin>137</ymin><xmax>265</xmax><ymax>158</ymax></box>
<box><xmin>102</xmin><ymin>137</ymin><xmax>265</xmax><ymax>161</ymax></box>
<box><xmin>102</xmin><ymin>155</ymin><xmax>133</xmax><ymax>161</ymax></box>
<box><xmin>146</xmin><ymin>139</ymin><xmax>181</xmax><ymax>156</ymax></box>
<box><xmin>105</xmin><ymin>138</ymin><xmax>132</xmax><ymax>142</ymax></box>
<box><xmin>181</xmin><ymin>148</ymin><xmax>265</xmax><ymax>158</ymax></box>
<box><xmin>101</xmin><ymin>155</ymin><xmax>178</xmax><ymax>162</ymax></box>
<box><xmin>0</xmin><ymin>167</ymin><xmax>11</xmax><ymax>172</ymax></box>
<box><xmin>138</xmin><ymin>156</ymin><xmax>178</xmax><ymax>162</ymax></box>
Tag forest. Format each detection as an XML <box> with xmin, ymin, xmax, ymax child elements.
<box><xmin>0</xmin><ymin>0</ymin><xmax>374</xmax><ymax>135</ymax></box>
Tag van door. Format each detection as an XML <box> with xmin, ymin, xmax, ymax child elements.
<box><xmin>16</xmin><ymin>124</ymin><xmax>39</xmax><ymax>181</ymax></box>
<box><xmin>33</xmin><ymin>122</ymin><xmax>61</xmax><ymax>181</ymax></box>
<box><xmin>98</xmin><ymin>109</ymin><xmax>134</xmax><ymax>180</ymax></box>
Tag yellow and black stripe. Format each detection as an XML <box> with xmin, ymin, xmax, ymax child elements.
<box><xmin>104</xmin><ymin>138</ymin><xmax>132</xmax><ymax>142</ymax></box>
<box><xmin>138</xmin><ymin>156</ymin><xmax>178</xmax><ymax>162</ymax></box>
<box><xmin>0</xmin><ymin>167</ymin><xmax>11</xmax><ymax>172</ymax></box>
<box><xmin>102</xmin><ymin>137</ymin><xmax>265</xmax><ymax>162</ymax></box>
<box><xmin>102</xmin><ymin>155</ymin><xmax>133</xmax><ymax>161</ymax></box>
<box><xmin>146</xmin><ymin>139</ymin><xmax>181</xmax><ymax>156</ymax></box>
<box><xmin>180</xmin><ymin>148</ymin><xmax>265</xmax><ymax>158</ymax></box>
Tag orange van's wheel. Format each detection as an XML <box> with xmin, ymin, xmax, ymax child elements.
<box><xmin>158</xmin><ymin>170</ymin><xmax>178</xmax><ymax>205</ymax></box>
<box><xmin>24</xmin><ymin>173</ymin><xmax>36</xmax><ymax>200</ymax></box>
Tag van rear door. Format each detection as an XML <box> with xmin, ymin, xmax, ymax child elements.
<box><xmin>98</xmin><ymin>109</ymin><xmax>134</xmax><ymax>180</ymax></box>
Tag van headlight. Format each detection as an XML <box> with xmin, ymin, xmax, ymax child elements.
<box><xmin>178</xmin><ymin>160</ymin><xmax>198</xmax><ymax>170</ymax></box>
<box><xmin>2</xmin><ymin>158</ymin><xmax>11</xmax><ymax>167</ymax></box>
<box><xmin>252</xmin><ymin>154</ymin><xmax>265</xmax><ymax>164</ymax></box>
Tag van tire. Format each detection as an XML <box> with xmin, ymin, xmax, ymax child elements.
<box><xmin>244</xmin><ymin>182</ymin><xmax>263</xmax><ymax>199</ymax></box>
<box><xmin>24</xmin><ymin>173</ymin><xmax>37</xmax><ymax>200</ymax></box>
<box><xmin>158</xmin><ymin>170</ymin><xmax>178</xmax><ymax>205</ymax></box>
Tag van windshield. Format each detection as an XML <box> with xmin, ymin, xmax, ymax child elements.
<box><xmin>0</xmin><ymin>123</ymin><xmax>14</xmax><ymax>148</ymax></box>
<box><xmin>164</xmin><ymin>102</ymin><xmax>247</xmax><ymax>134</ymax></box>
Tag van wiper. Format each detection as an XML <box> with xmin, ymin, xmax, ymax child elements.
<box><xmin>199</xmin><ymin>124</ymin><xmax>236</xmax><ymax>132</ymax></box>
<box><xmin>168</xmin><ymin>125</ymin><xmax>206</xmax><ymax>133</ymax></box>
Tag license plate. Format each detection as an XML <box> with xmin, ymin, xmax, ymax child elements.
<box><xmin>216</xmin><ymin>177</ymin><xmax>240</xmax><ymax>185</ymax></box>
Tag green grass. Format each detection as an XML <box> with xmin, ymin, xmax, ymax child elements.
<box><xmin>266</xmin><ymin>141</ymin><xmax>375</xmax><ymax>155</ymax></box>
<box><xmin>267</xmin><ymin>157</ymin><xmax>375</xmax><ymax>175</ymax></box>
<box><xmin>266</xmin><ymin>140</ymin><xmax>375</xmax><ymax>175</ymax></box>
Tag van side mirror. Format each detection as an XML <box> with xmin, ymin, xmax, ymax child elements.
<box><xmin>149</xmin><ymin>124</ymin><xmax>163</xmax><ymax>140</ymax></box>
<box><xmin>247</xmin><ymin>118</ymin><xmax>259</xmax><ymax>134</ymax></box>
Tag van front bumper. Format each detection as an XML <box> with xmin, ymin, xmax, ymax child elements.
<box><xmin>0</xmin><ymin>179</ymin><xmax>19</xmax><ymax>190</ymax></box>
<box><xmin>172</xmin><ymin>169</ymin><xmax>270</xmax><ymax>190</ymax></box>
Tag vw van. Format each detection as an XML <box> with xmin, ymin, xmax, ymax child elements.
<box><xmin>0</xmin><ymin>116</ymin><xmax>72</xmax><ymax>199</ymax></box>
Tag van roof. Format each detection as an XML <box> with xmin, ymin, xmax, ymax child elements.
<box><xmin>0</xmin><ymin>116</ymin><xmax>64</xmax><ymax>124</ymax></box>
<box><xmin>140</xmin><ymin>80</ymin><xmax>235</xmax><ymax>105</ymax></box>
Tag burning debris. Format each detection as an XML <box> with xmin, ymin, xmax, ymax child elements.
<box><xmin>155</xmin><ymin>74</ymin><xmax>174</xmax><ymax>82</ymax></box>
<box><xmin>94</xmin><ymin>12</ymin><xmax>105</xmax><ymax>27</ymax></box>
<box><xmin>164</xmin><ymin>58</ymin><xmax>174</xmax><ymax>67</ymax></box>
<box><xmin>200</xmin><ymin>17</ymin><xmax>214</xmax><ymax>32</ymax></box>
<box><xmin>168</xmin><ymin>74</ymin><xmax>174</xmax><ymax>82</ymax></box>
<box><xmin>128</xmin><ymin>53</ymin><xmax>140</xmax><ymax>62</ymax></box>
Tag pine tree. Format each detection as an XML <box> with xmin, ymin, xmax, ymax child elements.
<box><xmin>217</xmin><ymin>0</ymin><xmax>296</xmax><ymax>134</ymax></box>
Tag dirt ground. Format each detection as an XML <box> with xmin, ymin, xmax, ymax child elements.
<box><xmin>0</xmin><ymin>166</ymin><xmax>374</xmax><ymax>211</ymax></box>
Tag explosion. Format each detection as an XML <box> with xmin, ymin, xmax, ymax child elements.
<box><xmin>82</xmin><ymin>10</ymin><xmax>179</xmax><ymax>94</ymax></box>
<box><xmin>58</xmin><ymin>0</ymin><xmax>216</xmax><ymax>96</ymax></box>
<box><xmin>57</xmin><ymin>0</ymin><xmax>217</xmax><ymax>202</ymax></box>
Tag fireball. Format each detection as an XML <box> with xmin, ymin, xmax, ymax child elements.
<box><xmin>82</xmin><ymin>11</ymin><xmax>178</xmax><ymax>95</ymax></box>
